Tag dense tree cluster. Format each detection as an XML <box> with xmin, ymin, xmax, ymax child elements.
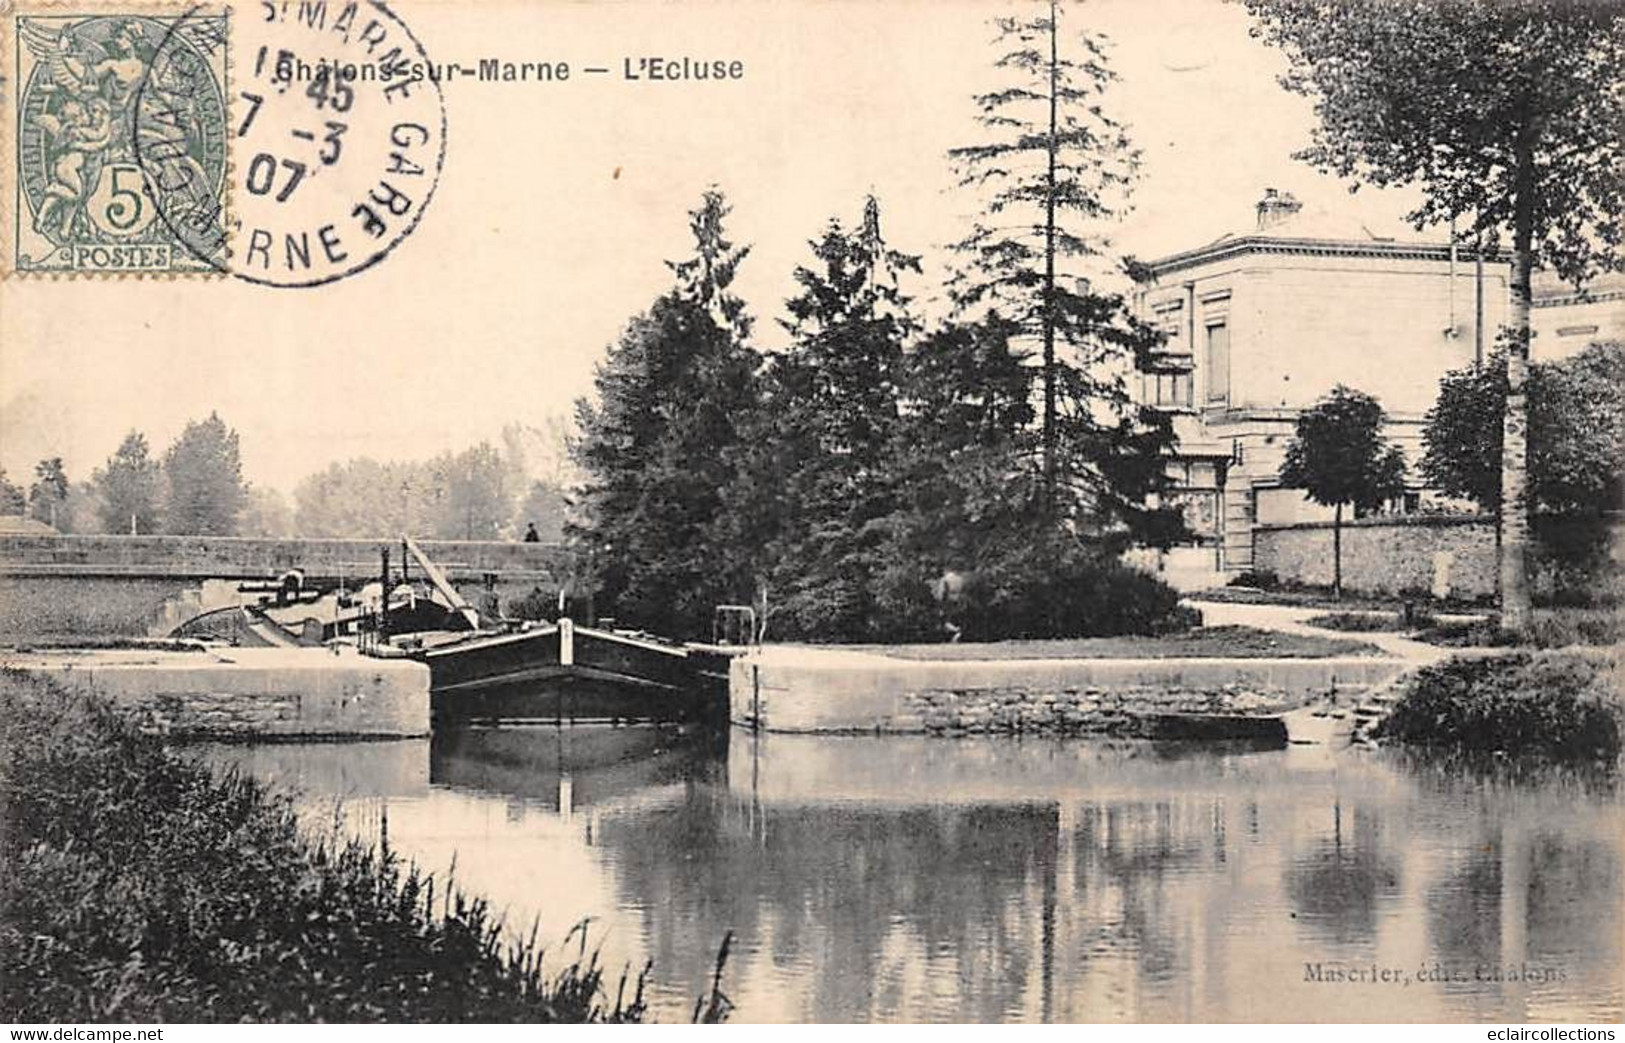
<box><xmin>564</xmin><ymin>3</ymin><xmax>1191</xmax><ymax>642</ymax></box>
<box><xmin>291</xmin><ymin>431</ymin><xmax>571</xmax><ymax>542</ymax></box>
<box><xmin>1422</xmin><ymin>341</ymin><xmax>1625</xmax><ymax>519</ymax></box>
<box><xmin>6</xmin><ymin>416</ymin><xmax>571</xmax><ymax>542</ymax></box>
<box><xmin>568</xmin><ymin>182</ymin><xmax>1186</xmax><ymax>643</ymax></box>
<box><xmin>1</xmin><ymin>418</ymin><xmax>252</xmax><ymax>537</ymax></box>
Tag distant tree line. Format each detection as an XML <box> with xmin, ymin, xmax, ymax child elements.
<box><xmin>291</xmin><ymin>424</ymin><xmax>571</xmax><ymax>543</ymax></box>
<box><xmin>2</xmin><ymin>414</ymin><xmax>251</xmax><ymax>537</ymax></box>
<box><xmin>2</xmin><ymin>415</ymin><xmax>571</xmax><ymax>543</ymax></box>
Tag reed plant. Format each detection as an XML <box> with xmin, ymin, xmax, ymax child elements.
<box><xmin>0</xmin><ymin>670</ymin><xmax>731</xmax><ymax>1023</ymax></box>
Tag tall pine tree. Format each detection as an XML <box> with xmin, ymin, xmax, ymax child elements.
<box><xmin>755</xmin><ymin>196</ymin><xmax>921</xmax><ymax>640</ymax></box>
<box><xmin>947</xmin><ymin>0</ymin><xmax>1177</xmax><ymax>532</ymax></box>
<box><xmin>570</xmin><ymin>189</ymin><xmax>762</xmax><ymax>638</ymax></box>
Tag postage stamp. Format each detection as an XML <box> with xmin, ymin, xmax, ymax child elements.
<box><xmin>5</xmin><ymin>2</ymin><xmax>230</xmax><ymax>275</ymax></box>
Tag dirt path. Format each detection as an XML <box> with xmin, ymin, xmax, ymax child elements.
<box><xmin>1184</xmin><ymin>599</ymin><xmax>1454</xmax><ymax>663</ymax></box>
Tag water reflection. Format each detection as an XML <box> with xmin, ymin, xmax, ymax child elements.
<box><xmin>198</xmin><ymin>727</ymin><xmax>1622</xmax><ymax>1023</ymax></box>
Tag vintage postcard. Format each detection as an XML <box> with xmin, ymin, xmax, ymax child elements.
<box><xmin>1</xmin><ymin>0</ymin><xmax>1621</xmax><ymax>1030</ymax></box>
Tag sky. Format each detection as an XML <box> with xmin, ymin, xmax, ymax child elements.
<box><xmin>0</xmin><ymin>0</ymin><xmax>1433</xmax><ymax>495</ymax></box>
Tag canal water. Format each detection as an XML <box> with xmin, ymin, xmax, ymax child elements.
<box><xmin>199</xmin><ymin>725</ymin><xmax>1623</xmax><ymax>1023</ymax></box>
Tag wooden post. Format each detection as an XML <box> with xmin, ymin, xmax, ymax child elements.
<box><xmin>379</xmin><ymin>547</ymin><xmax>391</xmax><ymax>634</ymax></box>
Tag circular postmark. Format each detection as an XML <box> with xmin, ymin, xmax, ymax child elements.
<box><xmin>17</xmin><ymin>14</ymin><xmax>228</xmax><ymax>273</ymax></box>
<box><xmin>136</xmin><ymin>1</ymin><xmax>447</xmax><ymax>287</ymax></box>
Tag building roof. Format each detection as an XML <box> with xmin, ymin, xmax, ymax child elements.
<box><xmin>1139</xmin><ymin>189</ymin><xmax>1500</xmax><ymax>280</ymax></box>
<box><xmin>1204</xmin><ymin>207</ymin><xmax>1416</xmax><ymax>248</ymax></box>
<box><xmin>1532</xmin><ymin>268</ymin><xmax>1625</xmax><ymax>307</ymax></box>
<box><xmin>1142</xmin><ymin>208</ymin><xmax>1468</xmax><ymax>280</ymax></box>
<box><xmin>1138</xmin><ymin>189</ymin><xmax>1625</xmax><ymax>304</ymax></box>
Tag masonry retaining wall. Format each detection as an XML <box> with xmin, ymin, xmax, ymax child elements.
<box><xmin>3</xmin><ymin>647</ymin><xmax>431</xmax><ymax>738</ymax></box>
<box><xmin>730</xmin><ymin>649</ymin><xmax>1403</xmax><ymax>734</ymax></box>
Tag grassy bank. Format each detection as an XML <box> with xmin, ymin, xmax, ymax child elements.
<box><xmin>861</xmin><ymin>624</ymin><xmax>1385</xmax><ymax>661</ymax></box>
<box><xmin>1305</xmin><ymin>606</ymin><xmax>1623</xmax><ymax>649</ymax></box>
<box><xmin>1414</xmin><ymin>606</ymin><xmax>1623</xmax><ymax>649</ymax></box>
<box><xmin>0</xmin><ymin>670</ymin><xmax>728</xmax><ymax>1023</ymax></box>
<box><xmin>1375</xmin><ymin>650</ymin><xmax>1623</xmax><ymax>758</ymax></box>
<box><xmin>1198</xmin><ymin>583</ymin><xmax>1492</xmax><ymax>613</ymax></box>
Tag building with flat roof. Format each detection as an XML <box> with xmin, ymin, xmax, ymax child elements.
<box><xmin>1130</xmin><ymin>188</ymin><xmax>1618</xmax><ymax>587</ymax></box>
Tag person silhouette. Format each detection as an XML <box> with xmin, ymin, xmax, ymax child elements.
<box><xmin>522</xmin><ymin>522</ymin><xmax>540</xmax><ymax>543</ymax></box>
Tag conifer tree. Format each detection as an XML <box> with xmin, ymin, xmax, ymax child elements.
<box><xmin>948</xmin><ymin>0</ymin><xmax>1147</xmax><ymax>509</ymax></box>
<box><xmin>757</xmin><ymin>195</ymin><xmax>921</xmax><ymax>639</ymax></box>
<box><xmin>571</xmin><ymin>189</ymin><xmax>762</xmax><ymax>638</ymax></box>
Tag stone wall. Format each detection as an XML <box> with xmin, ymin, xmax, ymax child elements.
<box><xmin>0</xmin><ymin>576</ymin><xmax>184</xmax><ymax>640</ymax></box>
<box><xmin>904</xmin><ymin>685</ymin><xmax>1293</xmax><ymax>738</ymax></box>
<box><xmin>6</xmin><ymin>648</ymin><xmax>431</xmax><ymax>738</ymax></box>
<box><xmin>1255</xmin><ymin>515</ymin><xmax>1498</xmax><ymax>598</ymax></box>
<box><xmin>1253</xmin><ymin>514</ymin><xmax>1624</xmax><ymax>600</ymax></box>
<box><xmin>731</xmin><ymin>649</ymin><xmax>1403</xmax><ymax>734</ymax></box>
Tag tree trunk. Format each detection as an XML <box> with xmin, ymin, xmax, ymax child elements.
<box><xmin>1500</xmin><ymin>138</ymin><xmax>1536</xmax><ymax>632</ymax></box>
<box><xmin>1041</xmin><ymin>0</ymin><xmax>1059</xmax><ymax>507</ymax></box>
<box><xmin>1332</xmin><ymin>501</ymin><xmax>1342</xmax><ymax>598</ymax></box>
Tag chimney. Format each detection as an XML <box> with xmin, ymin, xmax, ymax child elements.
<box><xmin>1255</xmin><ymin>188</ymin><xmax>1303</xmax><ymax>232</ymax></box>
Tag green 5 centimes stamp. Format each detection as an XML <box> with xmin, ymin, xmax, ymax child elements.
<box><xmin>6</xmin><ymin>3</ymin><xmax>228</xmax><ymax>275</ymax></box>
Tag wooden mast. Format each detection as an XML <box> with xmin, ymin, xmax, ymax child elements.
<box><xmin>403</xmin><ymin>535</ymin><xmax>482</xmax><ymax>630</ymax></box>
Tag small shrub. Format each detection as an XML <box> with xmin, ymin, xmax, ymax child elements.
<box><xmin>864</xmin><ymin>538</ymin><xmax>1188</xmax><ymax>644</ymax></box>
<box><xmin>1304</xmin><ymin>611</ymin><xmax>1401</xmax><ymax>632</ymax></box>
<box><xmin>505</xmin><ymin>585</ymin><xmax>562</xmax><ymax>622</ymax></box>
<box><xmin>1228</xmin><ymin>569</ymin><xmax>1279</xmax><ymax>590</ymax></box>
<box><xmin>1524</xmin><ymin>608</ymin><xmax>1625</xmax><ymax>648</ymax></box>
<box><xmin>1376</xmin><ymin>651</ymin><xmax>1622</xmax><ymax>757</ymax></box>
<box><xmin>944</xmin><ymin>554</ymin><xmax>1184</xmax><ymax>642</ymax></box>
<box><xmin>1536</xmin><ymin>513</ymin><xmax>1623</xmax><ymax>608</ymax></box>
<box><xmin>1399</xmin><ymin>599</ymin><xmax>1437</xmax><ymax>629</ymax></box>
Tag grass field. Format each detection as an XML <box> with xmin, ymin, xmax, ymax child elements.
<box><xmin>860</xmin><ymin>624</ymin><xmax>1387</xmax><ymax>661</ymax></box>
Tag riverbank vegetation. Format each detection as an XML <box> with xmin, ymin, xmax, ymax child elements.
<box><xmin>0</xmin><ymin>671</ymin><xmax>729</xmax><ymax>1023</ymax></box>
<box><xmin>1376</xmin><ymin>650</ymin><xmax>1622</xmax><ymax>758</ymax></box>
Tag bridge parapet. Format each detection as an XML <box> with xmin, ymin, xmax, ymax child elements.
<box><xmin>0</xmin><ymin>536</ymin><xmax>576</xmax><ymax>640</ymax></box>
<box><xmin>0</xmin><ymin>534</ymin><xmax>573</xmax><ymax>581</ymax></box>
